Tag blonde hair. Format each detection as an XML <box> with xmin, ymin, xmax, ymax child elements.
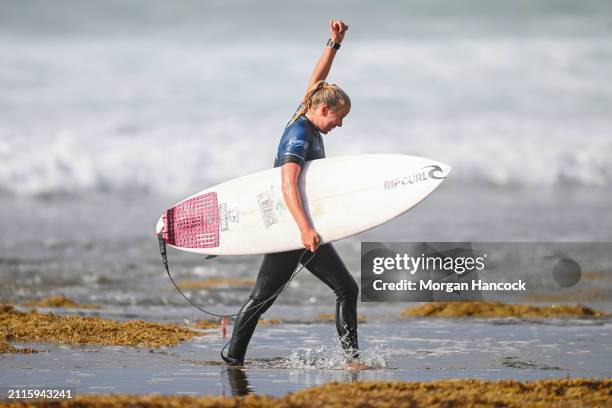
<box><xmin>290</xmin><ymin>80</ymin><xmax>351</xmax><ymax>125</ymax></box>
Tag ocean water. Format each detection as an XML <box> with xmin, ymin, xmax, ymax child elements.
<box><xmin>1</xmin><ymin>1</ymin><xmax>611</xmax><ymax>394</ymax></box>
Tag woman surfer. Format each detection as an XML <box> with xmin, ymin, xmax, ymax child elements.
<box><xmin>224</xmin><ymin>19</ymin><xmax>366</xmax><ymax>370</ymax></box>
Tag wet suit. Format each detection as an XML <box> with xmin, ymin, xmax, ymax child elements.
<box><xmin>225</xmin><ymin>108</ymin><xmax>360</xmax><ymax>364</ymax></box>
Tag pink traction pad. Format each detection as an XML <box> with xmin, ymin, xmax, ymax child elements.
<box><xmin>161</xmin><ymin>192</ymin><xmax>220</xmax><ymax>248</ymax></box>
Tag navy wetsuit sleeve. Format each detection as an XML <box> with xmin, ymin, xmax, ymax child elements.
<box><xmin>282</xmin><ymin>155</ymin><xmax>305</xmax><ymax>166</ymax></box>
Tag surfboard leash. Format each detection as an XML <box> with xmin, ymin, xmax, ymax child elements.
<box><xmin>157</xmin><ymin>235</ymin><xmax>317</xmax><ymax>363</ymax></box>
<box><xmin>158</xmin><ymin>235</ymin><xmax>228</xmax><ymax>319</ymax></box>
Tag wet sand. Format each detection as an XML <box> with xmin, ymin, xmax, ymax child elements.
<box><xmin>0</xmin><ymin>378</ymin><xmax>610</xmax><ymax>407</ymax></box>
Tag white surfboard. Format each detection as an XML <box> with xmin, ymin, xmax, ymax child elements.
<box><xmin>156</xmin><ymin>154</ymin><xmax>450</xmax><ymax>255</ymax></box>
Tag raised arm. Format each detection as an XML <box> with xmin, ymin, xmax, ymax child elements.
<box><xmin>306</xmin><ymin>19</ymin><xmax>348</xmax><ymax>92</ymax></box>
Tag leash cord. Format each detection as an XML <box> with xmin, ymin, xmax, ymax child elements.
<box><xmin>158</xmin><ymin>236</ymin><xmax>317</xmax><ymax>363</ymax></box>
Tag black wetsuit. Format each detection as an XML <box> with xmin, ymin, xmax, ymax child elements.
<box><xmin>226</xmin><ymin>109</ymin><xmax>360</xmax><ymax>363</ymax></box>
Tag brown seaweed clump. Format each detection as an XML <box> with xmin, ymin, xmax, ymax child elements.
<box><xmin>179</xmin><ymin>278</ymin><xmax>255</xmax><ymax>289</ymax></box>
<box><xmin>0</xmin><ymin>379</ymin><xmax>610</xmax><ymax>407</ymax></box>
<box><xmin>192</xmin><ymin>318</ymin><xmax>281</xmax><ymax>330</ymax></box>
<box><xmin>0</xmin><ymin>339</ymin><xmax>38</xmax><ymax>355</ymax></box>
<box><xmin>280</xmin><ymin>378</ymin><xmax>612</xmax><ymax>408</ymax></box>
<box><xmin>258</xmin><ymin>318</ymin><xmax>282</xmax><ymax>325</ymax></box>
<box><xmin>316</xmin><ymin>313</ymin><xmax>367</xmax><ymax>323</ymax></box>
<box><xmin>401</xmin><ymin>301</ymin><xmax>608</xmax><ymax>318</ymax></box>
<box><xmin>0</xmin><ymin>304</ymin><xmax>201</xmax><ymax>349</ymax></box>
<box><xmin>582</xmin><ymin>271</ymin><xmax>612</xmax><ymax>281</ymax></box>
<box><xmin>0</xmin><ymin>339</ymin><xmax>37</xmax><ymax>354</ymax></box>
<box><xmin>524</xmin><ymin>287</ymin><xmax>612</xmax><ymax>302</ymax></box>
<box><xmin>25</xmin><ymin>294</ymin><xmax>99</xmax><ymax>309</ymax></box>
<box><xmin>193</xmin><ymin>319</ymin><xmax>220</xmax><ymax>329</ymax></box>
<box><xmin>0</xmin><ymin>339</ymin><xmax>15</xmax><ymax>353</ymax></box>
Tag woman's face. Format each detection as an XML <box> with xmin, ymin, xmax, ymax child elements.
<box><xmin>316</xmin><ymin>104</ymin><xmax>351</xmax><ymax>134</ymax></box>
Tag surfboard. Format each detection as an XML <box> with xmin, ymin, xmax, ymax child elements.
<box><xmin>156</xmin><ymin>154</ymin><xmax>450</xmax><ymax>255</ymax></box>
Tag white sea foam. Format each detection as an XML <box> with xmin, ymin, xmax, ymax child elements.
<box><xmin>1</xmin><ymin>112</ymin><xmax>609</xmax><ymax>197</ymax></box>
<box><xmin>1</xmin><ymin>3</ymin><xmax>611</xmax><ymax>197</ymax></box>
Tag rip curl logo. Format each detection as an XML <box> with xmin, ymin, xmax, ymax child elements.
<box><xmin>383</xmin><ymin>165</ymin><xmax>448</xmax><ymax>190</ymax></box>
<box><xmin>287</xmin><ymin>137</ymin><xmax>308</xmax><ymax>149</ymax></box>
<box><xmin>422</xmin><ymin>165</ymin><xmax>447</xmax><ymax>180</ymax></box>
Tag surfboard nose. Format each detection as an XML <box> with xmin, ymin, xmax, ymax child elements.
<box><xmin>422</xmin><ymin>160</ymin><xmax>452</xmax><ymax>182</ymax></box>
<box><xmin>438</xmin><ymin>162</ymin><xmax>452</xmax><ymax>178</ymax></box>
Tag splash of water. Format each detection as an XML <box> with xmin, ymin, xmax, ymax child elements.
<box><xmin>284</xmin><ymin>343</ymin><xmax>392</xmax><ymax>370</ymax></box>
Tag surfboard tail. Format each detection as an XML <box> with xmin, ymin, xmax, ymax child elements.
<box><xmin>156</xmin><ymin>192</ymin><xmax>220</xmax><ymax>249</ymax></box>
<box><xmin>155</xmin><ymin>215</ymin><xmax>165</xmax><ymax>237</ymax></box>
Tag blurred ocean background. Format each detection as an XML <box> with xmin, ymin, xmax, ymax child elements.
<box><xmin>1</xmin><ymin>0</ymin><xmax>611</xmax><ymax>312</ymax></box>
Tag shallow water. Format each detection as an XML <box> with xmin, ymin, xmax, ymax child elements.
<box><xmin>3</xmin><ymin>186</ymin><xmax>611</xmax><ymax>310</ymax></box>
<box><xmin>2</xmin><ymin>317</ymin><xmax>610</xmax><ymax>397</ymax></box>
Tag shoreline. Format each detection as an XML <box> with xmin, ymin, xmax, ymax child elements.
<box><xmin>2</xmin><ymin>299</ymin><xmax>610</xmax><ymax>399</ymax></box>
